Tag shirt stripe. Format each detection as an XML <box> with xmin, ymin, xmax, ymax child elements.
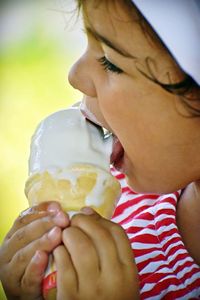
<box><xmin>111</xmin><ymin>168</ymin><xmax>200</xmax><ymax>299</ymax></box>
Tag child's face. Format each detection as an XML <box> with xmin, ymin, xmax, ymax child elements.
<box><xmin>69</xmin><ymin>0</ymin><xmax>200</xmax><ymax>194</ymax></box>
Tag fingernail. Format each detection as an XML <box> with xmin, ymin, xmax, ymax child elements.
<box><xmin>53</xmin><ymin>211</ymin><xmax>68</xmax><ymax>226</ymax></box>
<box><xmin>48</xmin><ymin>227</ymin><xmax>59</xmax><ymax>240</ymax></box>
<box><xmin>19</xmin><ymin>207</ymin><xmax>33</xmax><ymax>217</ymax></box>
<box><xmin>81</xmin><ymin>207</ymin><xmax>95</xmax><ymax>215</ymax></box>
<box><xmin>47</xmin><ymin>203</ymin><xmax>60</xmax><ymax>213</ymax></box>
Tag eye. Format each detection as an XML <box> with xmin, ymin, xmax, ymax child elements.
<box><xmin>97</xmin><ymin>56</ymin><xmax>123</xmax><ymax>74</ymax></box>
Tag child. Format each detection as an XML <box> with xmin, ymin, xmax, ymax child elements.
<box><xmin>0</xmin><ymin>0</ymin><xmax>200</xmax><ymax>299</ymax></box>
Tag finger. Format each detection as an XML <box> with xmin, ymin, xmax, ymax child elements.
<box><xmin>81</xmin><ymin>208</ymin><xmax>134</xmax><ymax>265</ymax></box>
<box><xmin>4</xmin><ymin>211</ymin><xmax>49</xmax><ymax>241</ymax></box>
<box><xmin>72</xmin><ymin>210</ymin><xmax>139</xmax><ymax>294</ymax></box>
<box><xmin>20</xmin><ymin>250</ymin><xmax>48</xmax><ymax>300</ymax></box>
<box><xmin>108</xmin><ymin>224</ymin><xmax>139</xmax><ymax>285</ymax></box>
<box><xmin>8</xmin><ymin>227</ymin><xmax>62</xmax><ymax>291</ymax></box>
<box><xmin>62</xmin><ymin>227</ymin><xmax>99</xmax><ymax>288</ymax></box>
<box><xmin>3</xmin><ymin>211</ymin><xmax>69</xmax><ymax>263</ymax></box>
<box><xmin>79</xmin><ymin>210</ymin><xmax>137</xmax><ymax>281</ymax></box>
<box><xmin>71</xmin><ymin>212</ymin><xmax>120</xmax><ymax>272</ymax></box>
<box><xmin>5</xmin><ymin>201</ymin><xmax>64</xmax><ymax>241</ymax></box>
<box><xmin>54</xmin><ymin>245</ymin><xmax>78</xmax><ymax>299</ymax></box>
<box><xmin>109</xmin><ymin>222</ymin><xmax>134</xmax><ymax>265</ymax></box>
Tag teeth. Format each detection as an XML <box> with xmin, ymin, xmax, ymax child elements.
<box><xmin>103</xmin><ymin>127</ymin><xmax>112</xmax><ymax>139</ymax></box>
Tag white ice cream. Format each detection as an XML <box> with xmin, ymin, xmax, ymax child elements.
<box><xmin>28</xmin><ymin>106</ymin><xmax>113</xmax><ymax>176</ymax></box>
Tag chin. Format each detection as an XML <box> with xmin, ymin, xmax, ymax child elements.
<box><xmin>125</xmin><ymin>175</ymin><xmax>145</xmax><ymax>194</ymax></box>
<box><xmin>125</xmin><ymin>175</ymin><xmax>180</xmax><ymax>195</ymax></box>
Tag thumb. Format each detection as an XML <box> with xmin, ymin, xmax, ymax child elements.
<box><xmin>80</xmin><ymin>206</ymin><xmax>97</xmax><ymax>215</ymax></box>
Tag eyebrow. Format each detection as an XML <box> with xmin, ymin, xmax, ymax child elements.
<box><xmin>85</xmin><ymin>26</ymin><xmax>136</xmax><ymax>59</ymax></box>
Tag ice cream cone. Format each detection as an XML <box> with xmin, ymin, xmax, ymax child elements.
<box><xmin>25</xmin><ymin>106</ymin><xmax>121</xmax><ymax>299</ymax></box>
<box><xmin>25</xmin><ymin>163</ymin><xmax>120</xmax><ymax>219</ymax></box>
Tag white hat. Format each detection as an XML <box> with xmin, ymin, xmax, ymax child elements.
<box><xmin>132</xmin><ymin>0</ymin><xmax>200</xmax><ymax>85</ymax></box>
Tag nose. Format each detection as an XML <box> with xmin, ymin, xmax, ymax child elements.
<box><xmin>68</xmin><ymin>52</ymin><xmax>96</xmax><ymax>97</ymax></box>
<box><xmin>68</xmin><ymin>52</ymin><xmax>111</xmax><ymax>132</ymax></box>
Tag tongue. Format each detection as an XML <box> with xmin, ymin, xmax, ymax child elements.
<box><xmin>110</xmin><ymin>136</ymin><xmax>124</xmax><ymax>165</ymax></box>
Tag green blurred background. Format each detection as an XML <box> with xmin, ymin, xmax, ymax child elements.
<box><xmin>0</xmin><ymin>0</ymin><xmax>84</xmax><ymax>297</ymax></box>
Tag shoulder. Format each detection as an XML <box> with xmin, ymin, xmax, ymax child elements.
<box><xmin>177</xmin><ymin>182</ymin><xmax>200</xmax><ymax>266</ymax></box>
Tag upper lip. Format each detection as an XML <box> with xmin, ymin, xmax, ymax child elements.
<box><xmin>80</xmin><ymin>102</ymin><xmax>102</xmax><ymax>127</ymax></box>
<box><xmin>80</xmin><ymin>105</ymin><xmax>113</xmax><ymax>139</ymax></box>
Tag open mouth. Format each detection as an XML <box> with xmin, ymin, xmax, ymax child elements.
<box><xmin>80</xmin><ymin>107</ymin><xmax>125</xmax><ymax>171</ymax></box>
<box><xmin>85</xmin><ymin>118</ymin><xmax>125</xmax><ymax>171</ymax></box>
<box><xmin>110</xmin><ymin>135</ymin><xmax>125</xmax><ymax>171</ymax></box>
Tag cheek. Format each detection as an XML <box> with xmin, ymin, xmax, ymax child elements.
<box><xmin>98</xmin><ymin>86</ymin><xmax>151</xmax><ymax>157</ymax></box>
<box><xmin>98</xmin><ymin>93</ymin><xmax>128</xmax><ymax>136</ymax></box>
<box><xmin>97</xmin><ymin>79</ymin><xmax>136</xmax><ymax>132</ymax></box>
<box><xmin>98</xmin><ymin>81</ymin><xmax>174</xmax><ymax>164</ymax></box>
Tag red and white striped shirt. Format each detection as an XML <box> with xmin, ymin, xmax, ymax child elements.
<box><xmin>111</xmin><ymin>168</ymin><xmax>200</xmax><ymax>300</ymax></box>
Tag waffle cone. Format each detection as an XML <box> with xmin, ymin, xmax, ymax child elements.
<box><xmin>25</xmin><ymin>164</ymin><xmax>121</xmax><ymax>219</ymax></box>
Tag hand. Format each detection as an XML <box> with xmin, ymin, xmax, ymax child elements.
<box><xmin>0</xmin><ymin>201</ymin><xmax>69</xmax><ymax>300</ymax></box>
<box><xmin>54</xmin><ymin>208</ymin><xmax>139</xmax><ymax>300</ymax></box>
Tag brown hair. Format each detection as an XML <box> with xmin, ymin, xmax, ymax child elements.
<box><xmin>76</xmin><ymin>0</ymin><xmax>200</xmax><ymax>116</ymax></box>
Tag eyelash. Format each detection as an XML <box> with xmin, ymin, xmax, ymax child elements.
<box><xmin>97</xmin><ymin>56</ymin><xmax>123</xmax><ymax>74</ymax></box>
